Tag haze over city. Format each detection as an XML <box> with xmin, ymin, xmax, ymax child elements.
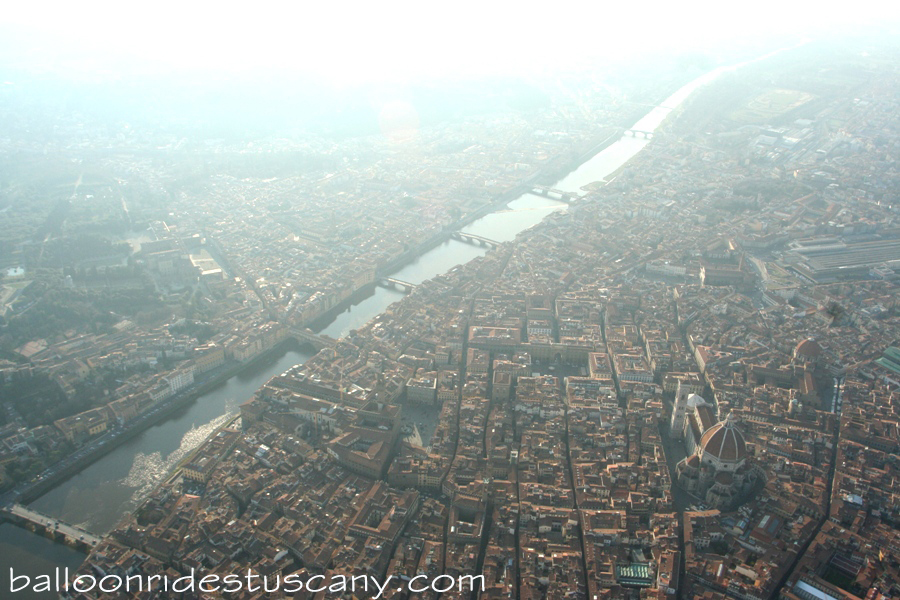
<box><xmin>1</xmin><ymin>3</ymin><xmax>900</xmax><ymax>600</ymax></box>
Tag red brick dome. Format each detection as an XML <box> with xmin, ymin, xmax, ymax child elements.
<box><xmin>794</xmin><ymin>338</ymin><xmax>822</xmax><ymax>359</ymax></box>
<box><xmin>700</xmin><ymin>412</ymin><xmax>747</xmax><ymax>464</ymax></box>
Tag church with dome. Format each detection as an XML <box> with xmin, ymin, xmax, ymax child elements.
<box><xmin>670</xmin><ymin>382</ymin><xmax>761</xmax><ymax>509</ymax></box>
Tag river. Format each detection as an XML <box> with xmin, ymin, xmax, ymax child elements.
<box><xmin>318</xmin><ymin>194</ymin><xmax>568</xmax><ymax>339</ymax></box>
<box><xmin>0</xmin><ymin>524</ymin><xmax>86</xmax><ymax>598</ymax></box>
<box><xmin>25</xmin><ymin>346</ymin><xmax>315</xmax><ymax>534</ymax></box>
<box><xmin>27</xmin><ymin>99</ymin><xmax>670</xmax><ymax>532</ymax></box>
<box><xmin>6</xmin><ymin>54</ymin><xmax>761</xmax><ymax>595</ymax></box>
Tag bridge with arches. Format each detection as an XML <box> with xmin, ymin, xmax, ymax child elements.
<box><xmin>529</xmin><ymin>186</ymin><xmax>580</xmax><ymax>203</ymax></box>
<box><xmin>289</xmin><ymin>328</ymin><xmax>337</xmax><ymax>351</ymax></box>
<box><xmin>378</xmin><ymin>277</ymin><xmax>418</xmax><ymax>292</ymax></box>
<box><xmin>450</xmin><ymin>232</ymin><xmax>501</xmax><ymax>248</ymax></box>
<box><xmin>5</xmin><ymin>504</ymin><xmax>102</xmax><ymax>550</ymax></box>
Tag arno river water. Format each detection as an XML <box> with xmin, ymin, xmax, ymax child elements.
<box><xmin>5</xmin><ymin>52</ymin><xmax>789</xmax><ymax>596</ymax></box>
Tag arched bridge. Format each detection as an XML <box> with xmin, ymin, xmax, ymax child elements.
<box><xmin>451</xmin><ymin>232</ymin><xmax>501</xmax><ymax>248</ymax></box>
<box><xmin>6</xmin><ymin>504</ymin><xmax>102</xmax><ymax>548</ymax></box>
<box><xmin>529</xmin><ymin>186</ymin><xmax>579</xmax><ymax>203</ymax></box>
<box><xmin>624</xmin><ymin>129</ymin><xmax>654</xmax><ymax>139</ymax></box>
<box><xmin>378</xmin><ymin>277</ymin><xmax>417</xmax><ymax>292</ymax></box>
<box><xmin>290</xmin><ymin>328</ymin><xmax>337</xmax><ymax>351</ymax></box>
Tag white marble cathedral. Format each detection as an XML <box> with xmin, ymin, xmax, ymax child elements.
<box><xmin>671</xmin><ymin>381</ymin><xmax>760</xmax><ymax>509</ymax></box>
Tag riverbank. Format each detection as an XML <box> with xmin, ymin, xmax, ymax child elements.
<box><xmin>18</xmin><ymin>338</ymin><xmax>301</xmax><ymax>506</ymax></box>
<box><xmin>170</xmin><ymin>414</ymin><xmax>241</xmax><ymax>478</ymax></box>
<box><xmin>16</xmin><ymin>74</ymin><xmax>680</xmax><ymax>517</ymax></box>
<box><xmin>305</xmin><ymin>126</ymin><xmax>625</xmax><ymax>334</ymax></box>
<box><xmin>360</xmin><ymin>126</ymin><xmax>627</xmax><ymax>280</ymax></box>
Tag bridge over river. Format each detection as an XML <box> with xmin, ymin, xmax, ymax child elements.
<box><xmin>5</xmin><ymin>504</ymin><xmax>102</xmax><ymax>549</ymax></box>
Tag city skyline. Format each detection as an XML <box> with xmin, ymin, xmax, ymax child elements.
<box><xmin>1</xmin><ymin>17</ymin><xmax>899</xmax><ymax>600</ymax></box>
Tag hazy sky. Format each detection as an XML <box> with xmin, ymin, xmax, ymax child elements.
<box><xmin>2</xmin><ymin>0</ymin><xmax>899</xmax><ymax>83</ymax></box>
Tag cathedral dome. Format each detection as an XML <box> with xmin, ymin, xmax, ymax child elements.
<box><xmin>794</xmin><ymin>338</ymin><xmax>822</xmax><ymax>360</ymax></box>
<box><xmin>699</xmin><ymin>412</ymin><xmax>747</xmax><ymax>464</ymax></box>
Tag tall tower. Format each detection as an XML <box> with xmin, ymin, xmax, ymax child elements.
<box><xmin>670</xmin><ymin>380</ymin><xmax>689</xmax><ymax>439</ymax></box>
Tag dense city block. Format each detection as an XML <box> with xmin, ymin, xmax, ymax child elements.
<box><xmin>2</xmin><ymin>34</ymin><xmax>900</xmax><ymax>600</ymax></box>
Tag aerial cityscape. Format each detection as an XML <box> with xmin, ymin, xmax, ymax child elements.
<box><xmin>1</xmin><ymin>7</ymin><xmax>900</xmax><ymax>600</ymax></box>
